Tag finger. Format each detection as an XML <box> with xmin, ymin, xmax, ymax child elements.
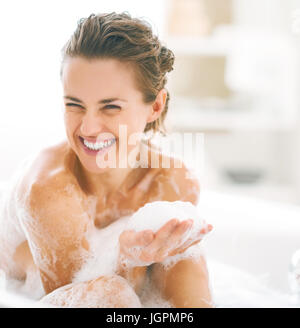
<box><xmin>169</xmin><ymin>219</ymin><xmax>193</xmax><ymax>244</ymax></box>
<box><xmin>199</xmin><ymin>223</ymin><xmax>213</xmax><ymax>235</ymax></box>
<box><xmin>171</xmin><ymin>236</ymin><xmax>201</xmax><ymax>255</ymax></box>
<box><xmin>184</xmin><ymin>222</ymin><xmax>213</xmax><ymax>246</ymax></box>
<box><xmin>155</xmin><ymin>219</ymin><xmax>193</xmax><ymax>260</ymax></box>
<box><xmin>160</xmin><ymin>218</ymin><xmax>180</xmax><ymax>232</ymax></box>
<box><xmin>170</xmin><ymin>223</ymin><xmax>213</xmax><ymax>256</ymax></box>
<box><xmin>148</xmin><ymin>218</ymin><xmax>179</xmax><ymax>248</ymax></box>
<box><xmin>140</xmin><ymin>219</ymin><xmax>179</xmax><ymax>261</ymax></box>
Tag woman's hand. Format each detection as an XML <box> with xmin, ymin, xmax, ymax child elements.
<box><xmin>117</xmin><ymin>218</ymin><xmax>213</xmax><ymax>269</ymax></box>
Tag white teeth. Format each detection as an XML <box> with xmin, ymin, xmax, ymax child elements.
<box><xmin>83</xmin><ymin>138</ymin><xmax>115</xmax><ymax>151</ymax></box>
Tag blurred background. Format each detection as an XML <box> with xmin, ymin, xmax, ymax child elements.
<box><xmin>1</xmin><ymin>0</ymin><xmax>300</xmax><ymax>205</ymax></box>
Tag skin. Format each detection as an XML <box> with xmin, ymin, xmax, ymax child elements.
<box><xmin>4</xmin><ymin>57</ymin><xmax>214</xmax><ymax>308</ymax></box>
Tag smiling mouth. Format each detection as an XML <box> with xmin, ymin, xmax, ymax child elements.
<box><xmin>79</xmin><ymin>136</ymin><xmax>116</xmax><ymax>151</ymax></box>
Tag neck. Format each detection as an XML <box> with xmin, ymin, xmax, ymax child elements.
<box><xmin>77</xmin><ymin>162</ymin><xmax>134</xmax><ymax>198</ymax></box>
<box><xmin>75</xmin><ymin>141</ymin><xmax>147</xmax><ymax>198</ymax></box>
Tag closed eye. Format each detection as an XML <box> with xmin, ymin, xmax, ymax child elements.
<box><xmin>103</xmin><ymin>105</ymin><xmax>121</xmax><ymax>109</ymax></box>
<box><xmin>65</xmin><ymin>103</ymin><xmax>120</xmax><ymax>110</ymax></box>
<box><xmin>65</xmin><ymin>103</ymin><xmax>83</xmax><ymax>108</ymax></box>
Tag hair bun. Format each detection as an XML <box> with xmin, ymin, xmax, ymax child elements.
<box><xmin>159</xmin><ymin>46</ymin><xmax>175</xmax><ymax>73</ymax></box>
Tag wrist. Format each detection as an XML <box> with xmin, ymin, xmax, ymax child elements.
<box><xmin>116</xmin><ymin>251</ymin><xmax>132</xmax><ymax>275</ymax></box>
<box><xmin>116</xmin><ymin>253</ymin><xmax>148</xmax><ymax>296</ymax></box>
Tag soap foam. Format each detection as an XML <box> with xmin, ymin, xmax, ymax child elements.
<box><xmin>139</xmin><ymin>271</ymin><xmax>172</xmax><ymax>308</ymax></box>
<box><xmin>1</xmin><ymin>152</ymin><xmax>297</xmax><ymax>308</ymax></box>
<box><xmin>0</xmin><ymin>155</ymin><xmax>36</xmax><ymax>280</ymax></box>
<box><xmin>125</xmin><ymin>200</ymin><xmax>207</xmax><ymax>269</ymax></box>
<box><xmin>72</xmin><ymin>215</ymin><xmax>130</xmax><ymax>284</ymax></box>
<box><xmin>1</xmin><ymin>178</ymin><xmax>208</xmax><ymax>308</ymax></box>
<box><xmin>126</xmin><ymin>201</ymin><xmax>206</xmax><ymax>239</ymax></box>
<box><xmin>73</xmin><ymin>200</ymin><xmax>207</xmax><ymax>283</ymax></box>
<box><xmin>72</xmin><ymin>200</ymin><xmax>208</xmax><ymax>307</ymax></box>
<box><xmin>40</xmin><ymin>275</ymin><xmax>142</xmax><ymax>308</ymax></box>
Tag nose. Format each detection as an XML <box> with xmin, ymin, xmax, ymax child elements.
<box><xmin>80</xmin><ymin>110</ymin><xmax>103</xmax><ymax>138</ymax></box>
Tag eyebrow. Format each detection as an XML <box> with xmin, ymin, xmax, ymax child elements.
<box><xmin>64</xmin><ymin>96</ymin><xmax>127</xmax><ymax>104</ymax></box>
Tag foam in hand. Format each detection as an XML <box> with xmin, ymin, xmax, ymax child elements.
<box><xmin>73</xmin><ymin>200</ymin><xmax>207</xmax><ymax>285</ymax></box>
<box><xmin>125</xmin><ymin>200</ymin><xmax>207</xmax><ymax>245</ymax></box>
<box><xmin>124</xmin><ymin>200</ymin><xmax>208</xmax><ymax>271</ymax></box>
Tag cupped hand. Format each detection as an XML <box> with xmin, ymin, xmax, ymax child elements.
<box><xmin>118</xmin><ymin>218</ymin><xmax>213</xmax><ymax>268</ymax></box>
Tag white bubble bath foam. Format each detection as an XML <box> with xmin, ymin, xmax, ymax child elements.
<box><xmin>0</xmin><ymin>173</ymin><xmax>299</xmax><ymax>308</ymax></box>
<box><xmin>59</xmin><ymin>200</ymin><xmax>209</xmax><ymax>308</ymax></box>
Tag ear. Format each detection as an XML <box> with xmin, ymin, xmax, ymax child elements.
<box><xmin>146</xmin><ymin>88</ymin><xmax>168</xmax><ymax>124</ymax></box>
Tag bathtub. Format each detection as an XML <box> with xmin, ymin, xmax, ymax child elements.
<box><xmin>0</xmin><ymin>183</ymin><xmax>299</xmax><ymax>307</ymax></box>
<box><xmin>201</xmin><ymin>189</ymin><xmax>300</xmax><ymax>307</ymax></box>
<box><xmin>201</xmin><ymin>190</ymin><xmax>300</xmax><ymax>293</ymax></box>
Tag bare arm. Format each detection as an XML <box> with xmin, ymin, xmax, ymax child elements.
<box><xmin>145</xmin><ymin>164</ymin><xmax>214</xmax><ymax>307</ymax></box>
<box><xmin>115</xmin><ymin>264</ymin><xmax>148</xmax><ymax>297</ymax></box>
<box><xmin>150</xmin><ymin>256</ymin><xmax>213</xmax><ymax>307</ymax></box>
<box><xmin>20</xmin><ymin>176</ymin><xmax>91</xmax><ymax>294</ymax></box>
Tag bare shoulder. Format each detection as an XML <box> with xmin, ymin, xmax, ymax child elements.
<box><xmin>2</xmin><ymin>140</ymin><xmax>80</xmax><ymax>222</ymax></box>
<box><xmin>145</xmin><ymin>146</ymin><xmax>200</xmax><ymax>205</ymax></box>
<box><xmin>18</xmin><ymin>142</ymin><xmax>92</xmax><ymax>292</ymax></box>
<box><xmin>19</xmin><ymin>141</ymin><xmax>89</xmax><ymax>229</ymax></box>
<box><xmin>19</xmin><ymin>140</ymin><xmax>78</xmax><ymax>194</ymax></box>
<box><xmin>21</xmin><ymin>141</ymin><xmax>75</xmax><ymax>187</ymax></box>
<box><xmin>0</xmin><ymin>141</ymin><xmax>88</xmax><ymax>284</ymax></box>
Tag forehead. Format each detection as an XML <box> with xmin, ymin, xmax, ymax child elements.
<box><xmin>62</xmin><ymin>57</ymin><xmax>140</xmax><ymax>99</ymax></box>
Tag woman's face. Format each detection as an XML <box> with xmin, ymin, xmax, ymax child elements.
<box><xmin>61</xmin><ymin>57</ymin><xmax>163</xmax><ymax>173</ymax></box>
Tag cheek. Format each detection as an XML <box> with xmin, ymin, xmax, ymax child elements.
<box><xmin>64</xmin><ymin>113</ymin><xmax>79</xmax><ymax>131</ymax></box>
<box><xmin>124</xmin><ymin>108</ymin><xmax>149</xmax><ymax>133</ymax></box>
<box><xmin>64</xmin><ymin>114</ymin><xmax>82</xmax><ymax>145</ymax></box>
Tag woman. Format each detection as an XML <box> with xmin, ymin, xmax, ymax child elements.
<box><xmin>0</xmin><ymin>12</ymin><xmax>213</xmax><ymax>308</ymax></box>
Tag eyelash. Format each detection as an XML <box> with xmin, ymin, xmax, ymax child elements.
<box><xmin>65</xmin><ymin>103</ymin><xmax>120</xmax><ymax>110</ymax></box>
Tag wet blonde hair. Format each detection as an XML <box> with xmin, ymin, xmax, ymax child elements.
<box><xmin>60</xmin><ymin>11</ymin><xmax>175</xmax><ymax>136</ymax></box>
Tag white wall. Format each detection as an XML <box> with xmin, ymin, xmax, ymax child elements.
<box><xmin>232</xmin><ymin>0</ymin><xmax>296</xmax><ymax>33</ymax></box>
